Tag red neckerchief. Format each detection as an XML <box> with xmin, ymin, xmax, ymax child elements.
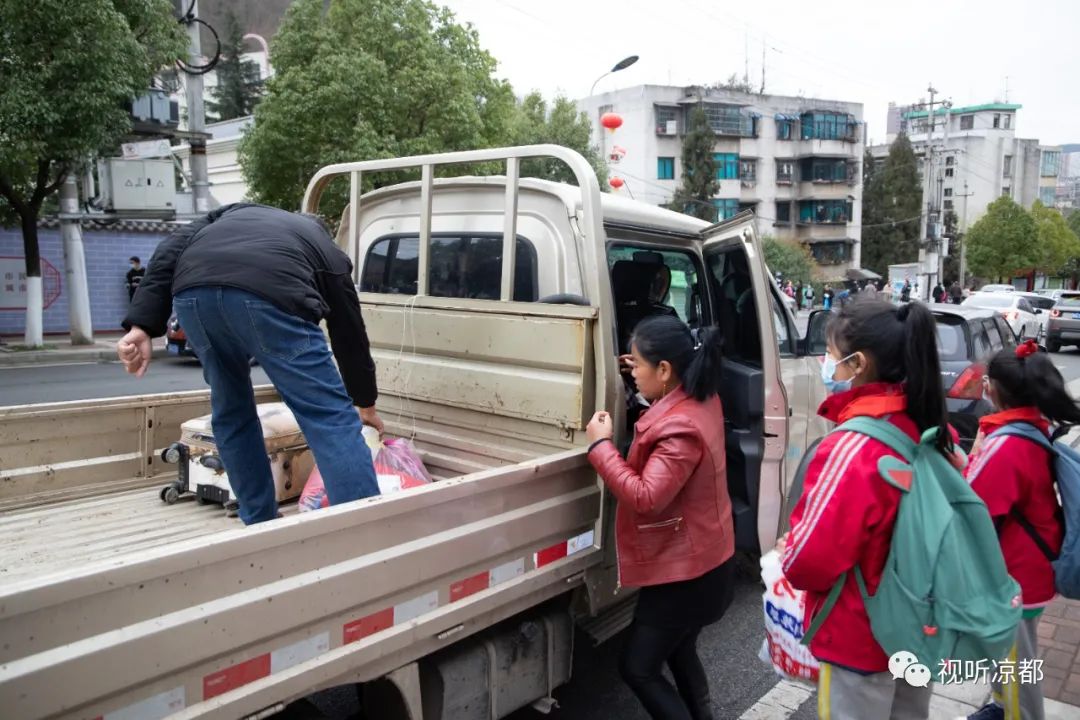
<box><xmin>818</xmin><ymin>382</ymin><xmax>907</xmax><ymax>424</ymax></box>
<box><xmin>978</xmin><ymin>407</ymin><xmax>1049</xmax><ymax>436</ymax></box>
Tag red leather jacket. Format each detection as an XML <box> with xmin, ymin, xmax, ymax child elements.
<box><xmin>587</xmin><ymin>387</ymin><xmax>734</xmax><ymax>587</ymax></box>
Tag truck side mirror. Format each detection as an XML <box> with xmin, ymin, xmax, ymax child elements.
<box><xmin>799</xmin><ymin>310</ymin><xmax>830</xmax><ymax>356</ymax></box>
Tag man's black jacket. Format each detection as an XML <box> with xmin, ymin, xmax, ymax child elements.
<box><xmin>124</xmin><ymin>203</ymin><xmax>377</xmax><ymax>407</ymax></box>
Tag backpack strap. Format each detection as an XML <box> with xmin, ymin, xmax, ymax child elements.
<box><xmin>838</xmin><ymin>416</ymin><xmax>918</xmax><ymax>463</ymax></box>
<box><xmin>801</xmin><ymin>572</ymin><xmax>846</xmax><ymax>647</ymax></box>
<box><xmin>986</xmin><ymin>422</ymin><xmax>1060</xmax><ymax>562</ymax></box>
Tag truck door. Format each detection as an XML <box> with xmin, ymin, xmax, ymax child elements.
<box><xmin>699</xmin><ymin>215</ymin><xmax>789</xmax><ymax>554</ymax></box>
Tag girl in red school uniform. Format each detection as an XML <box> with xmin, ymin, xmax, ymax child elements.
<box><xmin>961</xmin><ymin>340</ymin><xmax>1080</xmax><ymax>720</ymax></box>
<box><xmin>781</xmin><ymin>300</ymin><xmax>956</xmax><ymax>720</ymax></box>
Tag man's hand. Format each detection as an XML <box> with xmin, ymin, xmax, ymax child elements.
<box><xmin>360</xmin><ymin>406</ymin><xmax>385</xmax><ymax>435</ymax></box>
<box><xmin>775</xmin><ymin>532</ymin><xmax>790</xmax><ymax>555</ymax></box>
<box><xmin>586</xmin><ymin>411</ymin><xmax>614</xmax><ymax>444</ymax></box>
<box><xmin>117</xmin><ymin>327</ymin><xmax>153</xmax><ymax>378</ymax></box>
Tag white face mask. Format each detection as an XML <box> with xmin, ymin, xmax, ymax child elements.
<box><xmin>821</xmin><ymin>352</ymin><xmax>857</xmax><ymax>394</ymax></box>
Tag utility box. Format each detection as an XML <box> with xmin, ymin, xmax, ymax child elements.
<box><xmin>102</xmin><ymin>158</ymin><xmax>175</xmax><ymax>212</ymax></box>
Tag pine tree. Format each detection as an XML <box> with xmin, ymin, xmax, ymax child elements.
<box><xmin>206</xmin><ymin>10</ymin><xmax>263</xmax><ymax>122</ymax></box>
<box><xmin>860</xmin><ymin>133</ymin><xmax>922</xmax><ymax>274</ymax></box>
<box><xmin>670</xmin><ymin>104</ymin><xmax>718</xmax><ymax>222</ymax></box>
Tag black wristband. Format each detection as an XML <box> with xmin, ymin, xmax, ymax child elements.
<box><xmin>588</xmin><ymin>437</ymin><xmax>613</xmax><ymax>453</ymax></box>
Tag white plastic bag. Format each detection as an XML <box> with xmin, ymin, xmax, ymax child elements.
<box><xmin>759</xmin><ymin>549</ymin><xmax>820</xmax><ymax>684</ymax></box>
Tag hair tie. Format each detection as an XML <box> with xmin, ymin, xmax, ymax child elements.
<box><xmin>693</xmin><ymin>342</ymin><xmax>702</xmax><ymax>351</ymax></box>
<box><xmin>1016</xmin><ymin>339</ymin><xmax>1038</xmax><ymax>359</ymax></box>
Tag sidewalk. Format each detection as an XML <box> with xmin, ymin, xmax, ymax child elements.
<box><xmin>928</xmin><ymin>597</ymin><xmax>1080</xmax><ymax>718</ymax></box>
<box><xmin>0</xmin><ymin>333</ymin><xmax>168</xmax><ymax>367</ymax></box>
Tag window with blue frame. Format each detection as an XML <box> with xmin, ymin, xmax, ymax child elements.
<box><xmin>1041</xmin><ymin>151</ymin><xmax>1061</xmax><ymax>178</ymax></box>
<box><xmin>713</xmin><ymin>198</ymin><xmax>739</xmax><ymax>220</ymax></box>
<box><xmin>657</xmin><ymin>156</ymin><xmax>675</xmax><ymax>180</ymax></box>
<box><xmin>1040</xmin><ymin>187</ymin><xmax>1057</xmax><ymax>206</ymax></box>
<box><xmin>799</xmin><ymin>158</ymin><xmax>848</xmax><ymax>182</ymax></box>
<box><xmin>798</xmin><ymin>200</ymin><xmax>851</xmax><ymax>224</ymax></box>
<box><xmin>800</xmin><ymin>112</ymin><xmax>856</xmax><ymax>141</ymax></box>
<box><xmin>714</xmin><ymin>153</ymin><xmax>739</xmax><ymax>180</ymax></box>
<box><xmin>776</xmin><ymin>119</ymin><xmax>794</xmax><ymax>140</ymax></box>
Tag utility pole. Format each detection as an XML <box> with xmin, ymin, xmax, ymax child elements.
<box><xmin>957</xmin><ymin>180</ymin><xmax>975</xmax><ymax>287</ymax></box>
<box><xmin>916</xmin><ymin>84</ymin><xmax>949</xmax><ymax>302</ymax></box>
<box><xmin>183</xmin><ymin>0</ymin><xmax>211</xmax><ymax>215</ymax></box>
<box><xmin>59</xmin><ymin>174</ymin><xmax>93</xmax><ymax>345</ymax></box>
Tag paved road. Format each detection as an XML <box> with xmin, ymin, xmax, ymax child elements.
<box><xmin>0</xmin><ymin>356</ymin><xmax>270</xmax><ymax>406</ymax></box>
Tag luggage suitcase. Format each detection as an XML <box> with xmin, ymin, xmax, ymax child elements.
<box><xmin>159</xmin><ymin>402</ymin><xmax>314</xmax><ymax>516</ymax></box>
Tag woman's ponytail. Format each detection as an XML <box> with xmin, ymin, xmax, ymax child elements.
<box><xmin>899</xmin><ymin>302</ymin><xmax>952</xmax><ymax>453</ymax></box>
<box><xmin>683</xmin><ymin>326</ymin><xmax>724</xmax><ymax>401</ymax></box>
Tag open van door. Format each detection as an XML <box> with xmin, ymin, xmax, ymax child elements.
<box><xmin>699</xmin><ymin>213</ymin><xmax>789</xmax><ymax>555</ymax></box>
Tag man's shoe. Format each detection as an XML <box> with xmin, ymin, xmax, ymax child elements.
<box><xmin>955</xmin><ymin>702</ymin><xmax>1004</xmax><ymax>720</ymax></box>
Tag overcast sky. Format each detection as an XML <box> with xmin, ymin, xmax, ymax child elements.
<box><xmin>440</xmin><ymin>0</ymin><xmax>1078</xmax><ymax>147</ymax></box>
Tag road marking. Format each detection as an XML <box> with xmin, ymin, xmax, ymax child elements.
<box><xmin>739</xmin><ymin>679</ymin><xmax>815</xmax><ymax>719</ymax></box>
<box><xmin>0</xmin><ymin>361</ymin><xmax>103</xmax><ymax>370</ymax></box>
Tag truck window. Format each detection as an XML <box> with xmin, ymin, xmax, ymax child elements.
<box><xmin>706</xmin><ymin>249</ymin><xmax>762</xmax><ymax>366</ymax></box>
<box><xmin>606</xmin><ymin>246</ymin><xmax>705</xmax><ymax>328</ymax></box>
<box><xmin>360</xmin><ymin>233</ymin><xmax>538</xmax><ymax>301</ymax></box>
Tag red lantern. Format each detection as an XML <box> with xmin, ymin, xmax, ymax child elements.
<box><xmin>600</xmin><ymin>112</ymin><xmax>623</xmax><ymax>133</ymax></box>
<box><xmin>609</xmin><ymin>177</ymin><xmax>625</xmax><ymax>189</ymax></box>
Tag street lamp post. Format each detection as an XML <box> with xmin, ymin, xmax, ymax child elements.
<box><xmin>589</xmin><ymin>55</ymin><xmax>640</xmax><ymax>98</ymax></box>
<box><xmin>590</xmin><ymin>55</ymin><xmax>639</xmax><ymax>181</ymax></box>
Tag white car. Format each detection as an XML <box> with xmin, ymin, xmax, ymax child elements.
<box><xmin>1017</xmin><ymin>292</ymin><xmax>1056</xmax><ymax>341</ymax></box>
<box><xmin>962</xmin><ymin>292</ymin><xmax>1041</xmax><ymax>339</ymax></box>
<box><xmin>979</xmin><ymin>283</ymin><xmax>1016</xmax><ymax>293</ymax></box>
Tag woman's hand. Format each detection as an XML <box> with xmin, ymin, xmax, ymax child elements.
<box><xmin>618</xmin><ymin>354</ymin><xmax>636</xmax><ymax>375</ymax></box>
<box><xmin>586</xmin><ymin>411</ymin><xmax>614</xmax><ymax>444</ymax></box>
<box><xmin>775</xmin><ymin>532</ymin><xmax>789</xmax><ymax>555</ymax></box>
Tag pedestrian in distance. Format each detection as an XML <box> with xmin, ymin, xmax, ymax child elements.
<box><xmin>823</xmin><ymin>284</ymin><xmax>834</xmax><ymax>311</ymax></box>
<box><xmin>901</xmin><ymin>279</ymin><xmax>912</xmax><ymax>303</ymax></box>
<box><xmin>126</xmin><ymin>256</ymin><xmax>145</xmax><ymax>302</ymax></box>
<box><xmin>117</xmin><ymin>203</ymin><xmax>384</xmax><ymax>525</ymax></box>
<box><xmin>804</xmin><ymin>284</ymin><xmax>815</xmax><ymax>311</ymax></box>
<box><xmin>933</xmin><ymin>282</ymin><xmax>946</xmax><ymax>304</ymax></box>
<box><xmin>779</xmin><ymin>300</ymin><xmax>955</xmax><ymax>720</ymax></box>
<box><xmin>961</xmin><ymin>340</ymin><xmax>1080</xmax><ymax>720</ymax></box>
<box><xmin>950</xmin><ymin>281</ymin><xmax>964</xmax><ymax>305</ymax></box>
<box><xmin>796</xmin><ymin>282</ymin><xmax>805</xmax><ymax>311</ymax></box>
<box><xmin>586</xmin><ymin>315</ymin><xmax>735</xmax><ymax>720</ymax></box>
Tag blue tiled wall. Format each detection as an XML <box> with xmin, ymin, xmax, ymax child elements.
<box><xmin>0</xmin><ymin>227</ymin><xmax>168</xmax><ymax>335</ymax></box>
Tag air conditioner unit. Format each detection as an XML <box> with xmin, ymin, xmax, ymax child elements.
<box><xmin>666</xmin><ymin>120</ymin><xmax>678</xmax><ymax>134</ymax></box>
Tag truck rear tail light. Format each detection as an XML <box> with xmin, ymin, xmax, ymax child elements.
<box><xmin>948</xmin><ymin>363</ymin><xmax>986</xmax><ymax>400</ymax></box>
<box><xmin>1051</xmin><ymin>309</ymin><xmax>1061</xmax><ymax>318</ymax></box>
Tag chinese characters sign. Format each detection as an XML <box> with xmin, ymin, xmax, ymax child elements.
<box><xmin>0</xmin><ymin>257</ymin><xmax>62</xmax><ymax>310</ymax></box>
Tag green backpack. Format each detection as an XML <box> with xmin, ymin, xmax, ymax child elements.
<box><xmin>801</xmin><ymin>417</ymin><xmax>1022</xmax><ymax>670</ymax></box>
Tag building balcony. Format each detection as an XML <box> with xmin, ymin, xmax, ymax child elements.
<box><xmin>797</xmin><ymin>139</ymin><xmax>860</xmax><ymax>157</ymax></box>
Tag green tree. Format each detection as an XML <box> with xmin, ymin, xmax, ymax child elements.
<box><xmin>762</xmin><ymin>235</ymin><xmax>816</xmax><ymax>284</ymax></box>
<box><xmin>1030</xmin><ymin>201</ymin><xmax>1080</xmax><ymax>275</ymax></box>
<box><xmin>206</xmin><ymin>9</ymin><xmax>264</xmax><ymax>122</ymax></box>
<box><xmin>507</xmin><ymin>93</ymin><xmax>607</xmax><ymax>188</ymax></box>
<box><xmin>860</xmin><ymin>134</ymin><xmax>922</xmax><ymax>275</ymax></box>
<box><xmin>239</xmin><ymin>0</ymin><xmax>516</xmax><ymax>220</ymax></box>
<box><xmin>965</xmin><ymin>196</ymin><xmax>1039</xmax><ymax>281</ymax></box>
<box><xmin>713</xmin><ymin>73</ymin><xmax>756</xmax><ymax>94</ymax></box>
<box><xmin>0</xmin><ymin>0</ymin><xmax>186</xmax><ymax>345</ymax></box>
<box><xmin>670</xmin><ymin>104</ymin><xmax>718</xmax><ymax>221</ymax></box>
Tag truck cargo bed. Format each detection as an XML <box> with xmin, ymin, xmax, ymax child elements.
<box><xmin>0</xmin><ymin>419</ymin><xmax>542</xmax><ymax>587</ymax></box>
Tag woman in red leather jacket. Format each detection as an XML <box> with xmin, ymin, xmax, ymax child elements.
<box><xmin>585</xmin><ymin>315</ymin><xmax>734</xmax><ymax>720</ymax></box>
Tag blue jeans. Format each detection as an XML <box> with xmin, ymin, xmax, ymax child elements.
<box><xmin>173</xmin><ymin>286</ymin><xmax>379</xmax><ymax>524</ymax></box>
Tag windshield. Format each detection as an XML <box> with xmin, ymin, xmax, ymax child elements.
<box><xmin>934</xmin><ymin>317</ymin><xmax>968</xmax><ymax>361</ymax></box>
<box><xmin>1059</xmin><ymin>294</ymin><xmax>1080</xmax><ymax>308</ymax></box>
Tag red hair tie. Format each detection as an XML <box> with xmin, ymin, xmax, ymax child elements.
<box><xmin>1016</xmin><ymin>339</ymin><xmax>1039</xmax><ymax>359</ymax></box>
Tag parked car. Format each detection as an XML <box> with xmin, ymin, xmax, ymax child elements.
<box><xmin>1017</xmin><ymin>291</ymin><xmax>1057</xmax><ymax>341</ymax></box>
<box><xmin>933</xmin><ymin>306</ymin><xmax>1019</xmax><ymax>450</ymax></box>
<box><xmin>165</xmin><ymin>313</ymin><xmax>198</xmax><ymax>358</ymax></box>
<box><xmin>961</xmin><ymin>292</ymin><xmax>1041</xmax><ymax>339</ymax></box>
<box><xmin>1046</xmin><ymin>291</ymin><xmax>1080</xmax><ymax>352</ymax></box>
<box><xmin>1034</xmin><ymin>288</ymin><xmax>1071</xmax><ymax>303</ymax></box>
<box><xmin>979</xmin><ymin>283</ymin><xmax>1016</xmax><ymax>293</ymax></box>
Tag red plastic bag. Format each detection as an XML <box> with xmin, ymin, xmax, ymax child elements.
<box><xmin>299</xmin><ymin>439</ymin><xmax>431</xmax><ymax>512</ymax></box>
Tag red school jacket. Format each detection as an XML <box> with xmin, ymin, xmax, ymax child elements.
<box><xmin>965</xmin><ymin>408</ymin><xmax>1064</xmax><ymax>608</ymax></box>
<box><xmin>783</xmin><ymin>383</ymin><xmax>925</xmax><ymax>673</ymax></box>
<box><xmin>587</xmin><ymin>386</ymin><xmax>734</xmax><ymax>588</ymax></box>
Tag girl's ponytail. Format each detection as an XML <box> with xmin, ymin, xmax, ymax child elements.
<box><xmin>988</xmin><ymin>345</ymin><xmax>1080</xmax><ymax>426</ymax></box>
<box><xmin>899</xmin><ymin>302</ymin><xmax>953</xmax><ymax>453</ymax></box>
